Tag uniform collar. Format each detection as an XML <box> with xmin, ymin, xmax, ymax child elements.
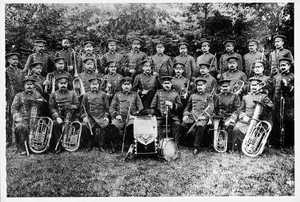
<box><xmin>174</xmin><ymin>75</ymin><xmax>183</xmax><ymax>79</ymax></box>
<box><xmin>131</xmin><ymin>49</ymin><xmax>140</xmax><ymax>54</ymax></box>
<box><xmin>108</xmin><ymin>50</ymin><xmax>116</xmax><ymax>54</ymax></box>
<box><xmin>24</xmin><ymin>90</ymin><xmax>34</xmax><ymax>95</ymax></box>
<box><xmin>229</xmin><ymin>69</ymin><xmax>238</xmax><ymax>73</ymax></box>
<box><xmin>156</xmin><ymin>53</ymin><xmax>164</xmax><ymax>57</ymax></box>
<box><xmin>199</xmin><ymin>73</ymin><xmax>209</xmax><ymax>78</ymax></box>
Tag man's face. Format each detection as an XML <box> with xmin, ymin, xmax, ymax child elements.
<box><xmin>108</xmin><ymin>63</ymin><xmax>117</xmax><ymax>73</ymax></box>
<box><xmin>24</xmin><ymin>81</ymin><xmax>34</xmax><ymax>92</ymax></box>
<box><xmin>279</xmin><ymin>60</ymin><xmax>290</xmax><ymax>73</ymax></box>
<box><xmin>199</xmin><ymin>65</ymin><xmax>209</xmax><ymax>75</ymax></box>
<box><xmin>248</xmin><ymin>42</ymin><xmax>257</xmax><ymax>52</ymax></box>
<box><xmin>225</xmin><ymin>43</ymin><xmax>234</xmax><ymax>52</ymax></box>
<box><xmin>90</xmin><ymin>80</ymin><xmax>99</xmax><ymax>91</ymax></box>
<box><xmin>220</xmin><ymin>84</ymin><xmax>230</xmax><ymax>93</ymax></box>
<box><xmin>32</xmin><ymin>64</ymin><xmax>43</xmax><ymax>75</ymax></box>
<box><xmin>55</xmin><ymin>59</ymin><xmax>65</xmax><ymax>71</ymax></box>
<box><xmin>201</xmin><ymin>42</ymin><xmax>210</xmax><ymax>53</ymax></box>
<box><xmin>108</xmin><ymin>42</ymin><xmax>117</xmax><ymax>52</ymax></box>
<box><xmin>162</xmin><ymin>81</ymin><xmax>172</xmax><ymax>91</ymax></box>
<box><xmin>156</xmin><ymin>44</ymin><xmax>165</xmax><ymax>54</ymax></box>
<box><xmin>228</xmin><ymin>59</ymin><xmax>238</xmax><ymax>70</ymax></box>
<box><xmin>8</xmin><ymin>55</ymin><xmax>19</xmax><ymax>66</ymax></box>
<box><xmin>196</xmin><ymin>82</ymin><xmax>206</xmax><ymax>93</ymax></box>
<box><xmin>142</xmin><ymin>62</ymin><xmax>152</xmax><ymax>74</ymax></box>
<box><xmin>174</xmin><ymin>65</ymin><xmax>184</xmax><ymax>76</ymax></box>
<box><xmin>179</xmin><ymin>45</ymin><xmax>188</xmax><ymax>55</ymax></box>
<box><xmin>253</xmin><ymin>62</ymin><xmax>264</xmax><ymax>74</ymax></box>
<box><xmin>122</xmin><ymin>82</ymin><xmax>132</xmax><ymax>92</ymax></box>
<box><xmin>35</xmin><ymin>42</ymin><xmax>45</xmax><ymax>52</ymax></box>
<box><xmin>274</xmin><ymin>38</ymin><xmax>284</xmax><ymax>49</ymax></box>
<box><xmin>84</xmin><ymin>60</ymin><xmax>95</xmax><ymax>71</ymax></box>
<box><xmin>62</xmin><ymin>39</ymin><xmax>71</xmax><ymax>48</ymax></box>
<box><xmin>57</xmin><ymin>78</ymin><xmax>68</xmax><ymax>90</ymax></box>
<box><xmin>132</xmin><ymin>40</ymin><xmax>141</xmax><ymax>51</ymax></box>
<box><xmin>84</xmin><ymin>43</ymin><xmax>94</xmax><ymax>52</ymax></box>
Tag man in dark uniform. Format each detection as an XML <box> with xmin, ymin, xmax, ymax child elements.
<box><xmin>101</xmin><ymin>61</ymin><xmax>124</xmax><ymax>104</ymax></box>
<box><xmin>173</xmin><ymin>41</ymin><xmax>196</xmax><ymax>80</ymax></box>
<box><xmin>23</xmin><ymin>39</ymin><xmax>54</xmax><ymax>76</ymax></box>
<box><xmin>56</xmin><ymin>36</ymin><xmax>76</xmax><ymax>75</ymax></box>
<box><xmin>269</xmin><ymin>34</ymin><xmax>293</xmax><ymax>76</ymax></box>
<box><xmin>218</xmin><ymin>39</ymin><xmax>243</xmax><ymax>77</ymax></box>
<box><xmin>222</xmin><ymin>56</ymin><xmax>247</xmax><ymax>96</ymax></box>
<box><xmin>271</xmin><ymin>56</ymin><xmax>294</xmax><ymax>149</ymax></box>
<box><xmin>133</xmin><ymin>59</ymin><xmax>160</xmax><ymax>109</ymax></box>
<box><xmin>100</xmin><ymin>38</ymin><xmax>124</xmax><ymax>74</ymax></box>
<box><xmin>48</xmin><ymin>73</ymin><xmax>79</xmax><ymax>152</ymax></box>
<box><xmin>150</xmin><ymin>40</ymin><xmax>173</xmax><ymax>77</ymax></box>
<box><xmin>78</xmin><ymin>41</ymin><xmax>100</xmax><ymax>73</ymax></box>
<box><xmin>110</xmin><ymin>77</ymin><xmax>144</xmax><ymax>148</ymax></box>
<box><xmin>80</xmin><ymin>75</ymin><xmax>110</xmax><ymax>152</ymax></box>
<box><xmin>213</xmin><ymin>79</ymin><xmax>240</xmax><ymax>151</ymax></box>
<box><xmin>6</xmin><ymin>52</ymin><xmax>24</xmax><ymax>145</ymax></box>
<box><xmin>78</xmin><ymin>57</ymin><xmax>99</xmax><ymax>92</ymax></box>
<box><xmin>150</xmin><ymin>76</ymin><xmax>182</xmax><ymax>143</ymax></box>
<box><xmin>182</xmin><ymin>78</ymin><xmax>214</xmax><ymax>154</ymax></box>
<box><xmin>11</xmin><ymin>75</ymin><xmax>45</xmax><ymax>155</ymax></box>
<box><xmin>122</xmin><ymin>37</ymin><xmax>147</xmax><ymax>78</ymax></box>
<box><xmin>232</xmin><ymin>77</ymin><xmax>274</xmax><ymax>151</ymax></box>
<box><xmin>193</xmin><ymin>62</ymin><xmax>217</xmax><ymax>94</ymax></box>
<box><xmin>196</xmin><ymin>38</ymin><xmax>217</xmax><ymax>77</ymax></box>
<box><xmin>243</xmin><ymin>39</ymin><xmax>267</xmax><ymax>78</ymax></box>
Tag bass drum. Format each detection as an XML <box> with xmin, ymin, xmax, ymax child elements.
<box><xmin>156</xmin><ymin>117</ymin><xmax>180</xmax><ymax>161</ymax></box>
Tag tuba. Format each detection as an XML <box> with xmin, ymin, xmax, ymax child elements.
<box><xmin>212</xmin><ymin>116</ymin><xmax>228</xmax><ymax>153</ymax></box>
<box><xmin>231</xmin><ymin>80</ymin><xmax>244</xmax><ymax>95</ymax></box>
<box><xmin>61</xmin><ymin>111</ymin><xmax>82</xmax><ymax>152</ymax></box>
<box><xmin>242</xmin><ymin>100</ymin><xmax>272</xmax><ymax>157</ymax></box>
<box><xmin>28</xmin><ymin>102</ymin><xmax>53</xmax><ymax>153</ymax></box>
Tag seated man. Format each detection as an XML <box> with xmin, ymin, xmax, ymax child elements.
<box><xmin>150</xmin><ymin>76</ymin><xmax>182</xmax><ymax>144</ymax></box>
<box><xmin>109</xmin><ymin>77</ymin><xmax>144</xmax><ymax>151</ymax></box>
<box><xmin>182</xmin><ymin>78</ymin><xmax>214</xmax><ymax>155</ymax></box>
<box><xmin>11</xmin><ymin>76</ymin><xmax>45</xmax><ymax>155</ymax></box>
<box><xmin>232</xmin><ymin>77</ymin><xmax>274</xmax><ymax>152</ymax></box>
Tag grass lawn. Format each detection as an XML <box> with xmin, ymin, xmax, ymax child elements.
<box><xmin>6</xmin><ymin>146</ymin><xmax>294</xmax><ymax>197</ymax></box>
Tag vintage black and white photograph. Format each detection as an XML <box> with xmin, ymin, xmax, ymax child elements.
<box><xmin>4</xmin><ymin>1</ymin><xmax>295</xmax><ymax>198</ymax></box>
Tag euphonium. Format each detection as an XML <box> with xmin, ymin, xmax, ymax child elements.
<box><xmin>213</xmin><ymin>117</ymin><xmax>228</xmax><ymax>153</ymax></box>
<box><xmin>242</xmin><ymin>100</ymin><xmax>272</xmax><ymax>157</ymax></box>
<box><xmin>28</xmin><ymin>103</ymin><xmax>53</xmax><ymax>153</ymax></box>
<box><xmin>61</xmin><ymin>112</ymin><xmax>82</xmax><ymax>152</ymax></box>
<box><xmin>231</xmin><ymin>80</ymin><xmax>244</xmax><ymax>95</ymax></box>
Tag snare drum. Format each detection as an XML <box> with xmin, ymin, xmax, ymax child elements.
<box><xmin>133</xmin><ymin>116</ymin><xmax>158</xmax><ymax>146</ymax></box>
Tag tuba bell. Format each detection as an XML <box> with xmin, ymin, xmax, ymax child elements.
<box><xmin>212</xmin><ymin>116</ymin><xmax>228</xmax><ymax>153</ymax></box>
<box><xmin>242</xmin><ymin>100</ymin><xmax>272</xmax><ymax>157</ymax></box>
<box><xmin>28</xmin><ymin>103</ymin><xmax>53</xmax><ymax>153</ymax></box>
<box><xmin>61</xmin><ymin>112</ymin><xmax>82</xmax><ymax>152</ymax></box>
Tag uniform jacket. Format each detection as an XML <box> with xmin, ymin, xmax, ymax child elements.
<box><xmin>6</xmin><ymin>65</ymin><xmax>25</xmax><ymax>103</ymax></box>
<box><xmin>151</xmin><ymin>53</ymin><xmax>173</xmax><ymax>76</ymax></box>
<box><xmin>78</xmin><ymin>71</ymin><xmax>100</xmax><ymax>92</ymax></box>
<box><xmin>196</xmin><ymin>52</ymin><xmax>217</xmax><ymax>75</ymax></box>
<box><xmin>100</xmin><ymin>51</ymin><xmax>124</xmax><ymax>74</ymax></box>
<box><xmin>183</xmin><ymin>92</ymin><xmax>214</xmax><ymax>117</ymax></box>
<box><xmin>192</xmin><ymin>73</ymin><xmax>217</xmax><ymax>94</ymax></box>
<box><xmin>171</xmin><ymin>75</ymin><xmax>189</xmax><ymax>94</ymax></box>
<box><xmin>78</xmin><ymin>52</ymin><xmax>100</xmax><ymax>73</ymax></box>
<box><xmin>173</xmin><ymin>54</ymin><xmax>196</xmax><ymax>79</ymax></box>
<box><xmin>133</xmin><ymin>73</ymin><xmax>159</xmax><ymax>91</ymax></box>
<box><xmin>122</xmin><ymin>50</ymin><xmax>147</xmax><ymax>76</ymax></box>
<box><xmin>219</xmin><ymin>52</ymin><xmax>243</xmax><ymax>72</ymax></box>
<box><xmin>214</xmin><ymin>92</ymin><xmax>240</xmax><ymax>117</ymax></box>
<box><xmin>269</xmin><ymin>48</ymin><xmax>293</xmax><ymax>71</ymax></box>
<box><xmin>243</xmin><ymin>51</ymin><xmax>266</xmax><ymax>77</ymax></box>
<box><xmin>101</xmin><ymin>72</ymin><xmax>124</xmax><ymax>94</ymax></box>
<box><xmin>24</xmin><ymin>52</ymin><xmax>54</xmax><ymax>76</ymax></box>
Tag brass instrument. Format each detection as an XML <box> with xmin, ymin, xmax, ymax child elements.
<box><xmin>180</xmin><ymin>80</ymin><xmax>190</xmax><ymax>99</ymax></box>
<box><xmin>61</xmin><ymin>111</ymin><xmax>83</xmax><ymax>152</ymax></box>
<box><xmin>212</xmin><ymin>117</ymin><xmax>228</xmax><ymax>153</ymax></box>
<box><xmin>44</xmin><ymin>73</ymin><xmax>55</xmax><ymax>94</ymax></box>
<box><xmin>231</xmin><ymin>80</ymin><xmax>244</xmax><ymax>95</ymax></box>
<box><xmin>187</xmin><ymin>105</ymin><xmax>211</xmax><ymax>135</ymax></box>
<box><xmin>72</xmin><ymin>49</ymin><xmax>86</xmax><ymax>96</ymax></box>
<box><xmin>242</xmin><ymin>100</ymin><xmax>272</xmax><ymax>157</ymax></box>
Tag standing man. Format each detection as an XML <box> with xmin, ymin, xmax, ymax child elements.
<box><xmin>196</xmin><ymin>38</ymin><xmax>217</xmax><ymax>78</ymax></box>
<box><xmin>100</xmin><ymin>38</ymin><xmax>124</xmax><ymax>75</ymax></box>
<box><xmin>56</xmin><ymin>36</ymin><xmax>75</xmax><ymax>75</ymax></box>
<box><xmin>243</xmin><ymin>39</ymin><xmax>266</xmax><ymax>78</ymax></box>
<box><xmin>6</xmin><ymin>52</ymin><xmax>25</xmax><ymax>146</ymax></box>
<box><xmin>173</xmin><ymin>41</ymin><xmax>196</xmax><ymax>80</ymax></box>
<box><xmin>193</xmin><ymin>62</ymin><xmax>217</xmax><ymax>94</ymax></box>
<box><xmin>150</xmin><ymin>40</ymin><xmax>173</xmax><ymax>77</ymax></box>
<box><xmin>78</xmin><ymin>41</ymin><xmax>100</xmax><ymax>73</ymax></box>
<box><xmin>271</xmin><ymin>56</ymin><xmax>294</xmax><ymax>149</ymax></box>
<box><xmin>23</xmin><ymin>39</ymin><xmax>54</xmax><ymax>77</ymax></box>
<box><xmin>218</xmin><ymin>39</ymin><xmax>243</xmax><ymax>76</ymax></box>
<box><xmin>269</xmin><ymin>34</ymin><xmax>293</xmax><ymax>76</ymax></box>
<box><xmin>122</xmin><ymin>37</ymin><xmax>147</xmax><ymax>78</ymax></box>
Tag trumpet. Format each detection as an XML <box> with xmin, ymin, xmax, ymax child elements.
<box><xmin>242</xmin><ymin>100</ymin><xmax>272</xmax><ymax>157</ymax></box>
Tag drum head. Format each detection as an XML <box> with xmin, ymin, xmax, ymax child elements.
<box><xmin>159</xmin><ymin>138</ymin><xmax>179</xmax><ymax>161</ymax></box>
<box><xmin>134</xmin><ymin>116</ymin><xmax>158</xmax><ymax>145</ymax></box>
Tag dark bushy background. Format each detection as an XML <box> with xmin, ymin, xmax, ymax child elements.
<box><xmin>5</xmin><ymin>3</ymin><xmax>294</xmax><ymax>63</ymax></box>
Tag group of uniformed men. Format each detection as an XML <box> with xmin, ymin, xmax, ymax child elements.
<box><xmin>6</xmin><ymin>34</ymin><xmax>294</xmax><ymax>156</ymax></box>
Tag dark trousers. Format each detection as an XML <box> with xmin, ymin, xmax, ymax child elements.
<box><xmin>50</xmin><ymin>122</ymin><xmax>62</xmax><ymax>151</ymax></box>
<box><xmin>15</xmin><ymin>126</ymin><xmax>29</xmax><ymax>151</ymax></box>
